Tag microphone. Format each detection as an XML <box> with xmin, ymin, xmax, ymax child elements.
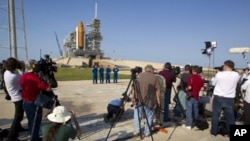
<box><xmin>229</xmin><ymin>47</ymin><xmax>250</xmax><ymax>54</ymax></box>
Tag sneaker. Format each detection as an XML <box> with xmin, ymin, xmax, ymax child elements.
<box><xmin>133</xmin><ymin>131</ymin><xmax>140</xmax><ymax>136</ymax></box>
<box><xmin>182</xmin><ymin>124</ymin><xmax>191</xmax><ymax>130</ymax></box>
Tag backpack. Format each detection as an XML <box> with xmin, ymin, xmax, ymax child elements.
<box><xmin>217</xmin><ymin>120</ymin><xmax>228</xmax><ymax>136</ymax></box>
<box><xmin>195</xmin><ymin>117</ymin><xmax>209</xmax><ymax>130</ymax></box>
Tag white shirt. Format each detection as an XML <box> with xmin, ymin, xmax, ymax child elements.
<box><xmin>241</xmin><ymin>75</ymin><xmax>250</xmax><ymax>103</ymax></box>
<box><xmin>4</xmin><ymin>70</ymin><xmax>22</xmax><ymax>102</ymax></box>
<box><xmin>211</xmin><ymin>71</ymin><xmax>240</xmax><ymax>98</ymax></box>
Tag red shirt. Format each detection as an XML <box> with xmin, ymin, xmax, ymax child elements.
<box><xmin>187</xmin><ymin>74</ymin><xmax>204</xmax><ymax>100</ymax></box>
<box><xmin>20</xmin><ymin>72</ymin><xmax>49</xmax><ymax>102</ymax></box>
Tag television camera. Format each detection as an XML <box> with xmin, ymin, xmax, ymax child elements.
<box><xmin>130</xmin><ymin>66</ymin><xmax>142</xmax><ymax>75</ymax></box>
<box><xmin>171</xmin><ymin>66</ymin><xmax>181</xmax><ymax>76</ymax></box>
<box><xmin>34</xmin><ymin>54</ymin><xmax>60</xmax><ymax>106</ymax></box>
<box><xmin>130</xmin><ymin>66</ymin><xmax>142</xmax><ymax>79</ymax></box>
<box><xmin>34</xmin><ymin>54</ymin><xmax>58</xmax><ymax>88</ymax></box>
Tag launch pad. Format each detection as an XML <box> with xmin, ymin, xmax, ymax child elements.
<box><xmin>63</xmin><ymin>3</ymin><xmax>104</xmax><ymax>60</ymax></box>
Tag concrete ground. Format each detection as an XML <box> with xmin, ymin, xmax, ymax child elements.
<box><xmin>0</xmin><ymin>79</ymin><xmax>229</xmax><ymax>141</ymax></box>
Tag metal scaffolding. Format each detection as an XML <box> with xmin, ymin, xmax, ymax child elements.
<box><xmin>0</xmin><ymin>0</ymin><xmax>28</xmax><ymax>61</ymax></box>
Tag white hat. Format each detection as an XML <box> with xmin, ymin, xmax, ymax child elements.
<box><xmin>47</xmin><ymin>106</ymin><xmax>72</xmax><ymax>123</ymax></box>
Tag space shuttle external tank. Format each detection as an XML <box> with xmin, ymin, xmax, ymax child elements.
<box><xmin>77</xmin><ymin>21</ymin><xmax>84</xmax><ymax>49</ymax></box>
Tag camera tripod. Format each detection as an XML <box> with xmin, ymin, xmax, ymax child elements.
<box><xmin>105</xmin><ymin>74</ymin><xmax>135</xmax><ymax>140</ymax></box>
<box><xmin>105</xmin><ymin>73</ymin><xmax>154</xmax><ymax>141</ymax></box>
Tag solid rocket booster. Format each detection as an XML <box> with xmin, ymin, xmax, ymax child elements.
<box><xmin>76</xmin><ymin>21</ymin><xmax>84</xmax><ymax>49</ymax></box>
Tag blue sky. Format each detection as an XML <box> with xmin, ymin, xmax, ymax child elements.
<box><xmin>0</xmin><ymin>0</ymin><xmax>250</xmax><ymax>69</ymax></box>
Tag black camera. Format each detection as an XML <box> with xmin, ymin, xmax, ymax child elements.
<box><xmin>35</xmin><ymin>54</ymin><xmax>57</xmax><ymax>74</ymax></box>
<box><xmin>16</xmin><ymin>61</ymin><xmax>25</xmax><ymax>70</ymax></box>
<box><xmin>130</xmin><ymin>66</ymin><xmax>142</xmax><ymax>75</ymax></box>
<box><xmin>35</xmin><ymin>54</ymin><xmax>58</xmax><ymax>88</ymax></box>
<box><xmin>171</xmin><ymin>66</ymin><xmax>181</xmax><ymax>76</ymax></box>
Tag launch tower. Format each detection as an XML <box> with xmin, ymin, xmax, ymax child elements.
<box><xmin>63</xmin><ymin>3</ymin><xmax>103</xmax><ymax>59</ymax></box>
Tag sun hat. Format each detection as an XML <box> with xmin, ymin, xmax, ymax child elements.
<box><xmin>47</xmin><ymin>106</ymin><xmax>72</xmax><ymax>123</ymax></box>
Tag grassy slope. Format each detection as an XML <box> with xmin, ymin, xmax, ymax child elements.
<box><xmin>54</xmin><ymin>67</ymin><xmax>131</xmax><ymax>81</ymax></box>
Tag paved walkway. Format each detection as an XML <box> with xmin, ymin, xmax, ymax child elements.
<box><xmin>0</xmin><ymin>80</ymin><xmax>229</xmax><ymax>141</ymax></box>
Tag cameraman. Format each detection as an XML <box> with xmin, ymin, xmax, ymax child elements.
<box><xmin>158</xmin><ymin>62</ymin><xmax>176</xmax><ymax>122</ymax></box>
<box><xmin>4</xmin><ymin>57</ymin><xmax>27</xmax><ymax>141</ymax></box>
<box><xmin>20</xmin><ymin>59</ymin><xmax>52</xmax><ymax>141</ymax></box>
<box><xmin>132</xmin><ymin>64</ymin><xmax>160</xmax><ymax>137</ymax></box>
<box><xmin>179</xmin><ymin>64</ymin><xmax>192</xmax><ymax>91</ymax></box>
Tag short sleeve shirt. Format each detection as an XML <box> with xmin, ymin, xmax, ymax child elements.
<box><xmin>42</xmin><ymin>123</ymin><xmax>77</xmax><ymax>141</ymax></box>
<box><xmin>137</xmin><ymin>72</ymin><xmax>160</xmax><ymax>108</ymax></box>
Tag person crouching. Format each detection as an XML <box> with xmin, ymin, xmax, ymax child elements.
<box><xmin>104</xmin><ymin>97</ymin><xmax>126</xmax><ymax>123</ymax></box>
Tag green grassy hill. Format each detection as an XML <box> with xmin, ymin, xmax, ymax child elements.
<box><xmin>54</xmin><ymin>67</ymin><xmax>131</xmax><ymax>81</ymax></box>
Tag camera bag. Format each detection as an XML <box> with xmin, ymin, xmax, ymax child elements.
<box><xmin>34</xmin><ymin>91</ymin><xmax>55</xmax><ymax>109</ymax></box>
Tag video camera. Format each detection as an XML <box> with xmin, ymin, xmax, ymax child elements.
<box><xmin>171</xmin><ymin>66</ymin><xmax>181</xmax><ymax>76</ymax></box>
<box><xmin>130</xmin><ymin>66</ymin><xmax>142</xmax><ymax>79</ymax></box>
<box><xmin>130</xmin><ymin>66</ymin><xmax>142</xmax><ymax>75</ymax></box>
<box><xmin>35</xmin><ymin>54</ymin><xmax>58</xmax><ymax>88</ymax></box>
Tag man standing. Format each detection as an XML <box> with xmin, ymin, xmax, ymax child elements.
<box><xmin>184</xmin><ymin>65</ymin><xmax>204</xmax><ymax>129</ymax></box>
<box><xmin>113</xmin><ymin>66</ymin><xmax>119</xmax><ymax>83</ymax></box>
<box><xmin>132</xmin><ymin>64</ymin><xmax>161</xmax><ymax>137</ymax></box>
<box><xmin>179</xmin><ymin>64</ymin><xmax>192</xmax><ymax>91</ymax></box>
<box><xmin>210</xmin><ymin>60</ymin><xmax>240</xmax><ymax>136</ymax></box>
<box><xmin>158</xmin><ymin>62</ymin><xmax>176</xmax><ymax>122</ymax></box>
<box><xmin>4</xmin><ymin>57</ymin><xmax>26</xmax><ymax>141</ymax></box>
<box><xmin>99</xmin><ymin>65</ymin><xmax>104</xmax><ymax>84</ymax></box>
<box><xmin>106</xmin><ymin>65</ymin><xmax>111</xmax><ymax>83</ymax></box>
<box><xmin>20</xmin><ymin>60</ymin><xmax>51</xmax><ymax>141</ymax></box>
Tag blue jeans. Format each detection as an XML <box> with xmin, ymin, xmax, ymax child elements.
<box><xmin>185</xmin><ymin>97</ymin><xmax>199</xmax><ymax>126</ymax></box>
<box><xmin>164</xmin><ymin>89</ymin><xmax>171</xmax><ymax>122</ymax></box>
<box><xmin>134</xmin><ymin>105</ymin><xmax>154</xmax><ymax>135</ymax></box>
<box><xmin>23</xmin><ymin>101</ymin><xmax>43</xmax><ymax>141</ymax></box>
<box><xmin>210</xmin><ymin>96</ymin><xmax>235</xmax><ymax>135</ymax></box>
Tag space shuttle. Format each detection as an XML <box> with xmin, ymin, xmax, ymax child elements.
<box><xmin>63</xmin><ymin>2</ymin><xmax>103</xmax><ymax>58</ymax></box>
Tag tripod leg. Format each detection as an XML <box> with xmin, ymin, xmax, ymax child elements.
<box><xmin>30</xmin><ymin>106</ymin><xmax>42</xmax><ymax>141</ymax></box>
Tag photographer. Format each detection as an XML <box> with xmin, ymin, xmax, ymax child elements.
<box><xmin>4</xmin><ymin>57</ymin><xmax>27</xmax><ymax>141</ymax></box>
<box><xmin>158</xmin><ymin>62</ymin><xmax>176</xmax><ymax>122</ymax></box>
<box><xmin>42</xmin><ymin>106</ymin><xmax>81</xmax><ymax>141</ymax></box>
<box><xmin>240</xmin><ymin>73</ymin><xmax>250</xmax><ymax>125</ymax></box>
<box><xmin>179</xmin><ymin>64</ymin><xmax>192</xmax><ymax>91</ymax></box>
<box><xmin>20</xmin><ymin>59</ymin><xmax>52</xmax><ymax>141</ymax></box>
<box><xmin>183</xmin><ymin>65</ymin><xmax>204</xmax><ymax>130</ymax></box>
<box><xmin>210</xmin><ymin>60</ymin><xmax>240</xmax><ymax>136</ymax></box>
<box><xmin>104</xmin><ymin>97</ymin><xmax>127</xmax><ymax>123</ymax></box>
<box><xmin>132</xmin><ymin>64</ymin><xmax>161</xmax><ymax>137</ymax></box>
